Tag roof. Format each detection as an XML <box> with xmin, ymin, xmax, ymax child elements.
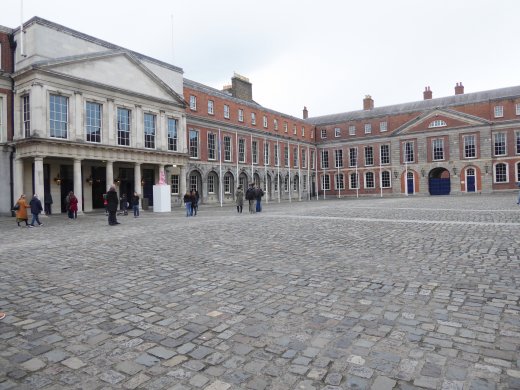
<box><xmin>307</xmin><ymin>85</ymin><xmax>520</xmax><ymax>126</ymax></box>
<box><xmin>184</xmin><ymin>78</ymin><xmax>308</xmax><ymax>124</ymax></box>
<box><xmin>18</xmin><ymin>16</ymin><xmax>183</xmax><ymax>74</ymax></box>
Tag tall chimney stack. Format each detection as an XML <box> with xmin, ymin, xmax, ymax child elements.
<box><xmin>303</xmin><ymin>106</ymin><xmax>308</xmax><ymax>119</ymax></box>
<box><xmin>363</xmin><ymin>95</ymin><xmax>374</xmax><ymax>110</ymax></box>
<box><xmin>455</xmin><ymin>82</ymin><xmax>464</xmax><ymax>95</ymax></box>
<box><xmin>423</xmin><ymin>86</ymin><xmax>432</xmax><ymax>100</ymax></box>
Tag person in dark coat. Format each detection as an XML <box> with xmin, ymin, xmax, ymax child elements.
<box><xmin>131</xmin><ymin>192</ymin><xmax>140</xmax><ymax>217</ymax></box>
<box><xmin>44</xmin><ymin>192</ymin><xmax>53</xmax><ymax>215</ymax></box>
<box><xmin>29</xmin><ymin>194</ymin><xmax>44</xmax><ymax>227</ymax></box>
<box><xmin>106</xmin><ymin>186</ymin><xmax>120</xmax><ymax>225</ymax></box>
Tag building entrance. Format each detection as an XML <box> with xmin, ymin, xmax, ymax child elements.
<box><xmin>428</xmin><ymin>167</ymin><xmax>451</xmax><ymax>195</ymax></box>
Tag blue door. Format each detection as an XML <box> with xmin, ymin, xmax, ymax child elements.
<box><xmin>407</xmin><ymin>176</ymin><xmax>414</xmax><ymax>194</ymax></box>
<box><xmin>466</xmin><ymin>168</ymin><xmax>476</xmax><ymax>192</ymax></box>
<box><xmin>429</xmin><ymin>178</ymin><xmax>451</xmax><ymax>195</ymax></box>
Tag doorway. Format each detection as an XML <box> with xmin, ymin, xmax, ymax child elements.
<box><xmin>466</xmin><ymin>168</ymin><xmax>476</xmax><ymax>192</ymax></box>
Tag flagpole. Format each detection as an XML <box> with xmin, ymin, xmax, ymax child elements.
<box><xmin>307</xmin><ymin>146</ymin><xmax>310</xmax><ymax>201</ymax></box>
<box><xmin>380</xmin><ymin>145</ymin><xmax>383</xmax><ymax>198</ymax></box>
<box><xmin>315</xmin><ymin>147</ymin><xmax>318</xmax><ymax>200</ymax></box>
<box><xmin>355</xmin><ymin>147</ymin><xmax>359</xmax><ymax>198</ymax></box>
<box><xmin>405</xmin><ymin>159</ymin><xmax>408</xmax><ymax>196</ymax></box>
<box><xmin>236</xmin><ymin>131</ymin><xmax>239</xmax><ymax>187</ymax></box>
<box><xmin>277</xmin><ymin>139</ymin><xmax>280</xmax><ymax>203</ymax></box>
<box><xmin>288</xmin><ymin>141</ymin><xmax>291</xmax><ymax>203</ymax></box>
<box><xmin>251</xmin><ymin>134</ymin><xmax>254</xmax><ymax>185</ymax></box>
<box><xmin>264</xmin><ymin>138</ymin><xmax>268</xmax><ymax>203</ymax></box>
<box><xmin>217</xmin><ymin>128</ymin><xmax>223</xmax><ymax>207</ymax></box>
<box><xmin>298</xmin><ymin>144</ymin><xmax>301</xmax><ymax>202</ymax></box>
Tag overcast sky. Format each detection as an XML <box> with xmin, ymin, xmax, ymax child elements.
<box><xmin>2</xmin><ymin>0</ymin><xmax>520</xmax><ymax>118</ymax></box>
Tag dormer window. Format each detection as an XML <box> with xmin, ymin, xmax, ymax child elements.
<box><xmin>428</xmin><ymin>119</ymin><xmax>447</xmax><ymax>128</ymax></box>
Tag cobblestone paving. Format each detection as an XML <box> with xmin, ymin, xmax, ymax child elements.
<box><xmin>1</xmin><ymin>194</ymin><xmax>519</xmax><ymax>389</ymax></box>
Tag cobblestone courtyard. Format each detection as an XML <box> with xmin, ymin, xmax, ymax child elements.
<box><xmin>1</xmin><ymin>195</ymin><xmax>519</xmax><ymax>390</ymax></box>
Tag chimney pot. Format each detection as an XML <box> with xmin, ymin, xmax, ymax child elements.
<box><xmin>303</xmin><ymin>106</ymin><xmax>308</xmax><ymax>119</ymax></box>
<box><xmin>423</xmin><ymin>86</ymin><xmax>433</xmax><ymax>100</ymax></box>
<box><xmin>363</xmin><ymin>95</ymin><xmax>374</xmax><ymax>110</ymax></box>
<box><xmin>455</xmin><ymin>82</ymin><xmax>464</xmax><ymax>95</ymax></box>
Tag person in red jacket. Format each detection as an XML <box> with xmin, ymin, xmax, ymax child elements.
<box><xmin>67</xmin><ymin>191</ymin><xmax>78</xmax><ymax>219</ymax></box>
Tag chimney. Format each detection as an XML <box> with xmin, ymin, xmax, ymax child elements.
<box><xmin>303</xmin><ymin>106</ymin><xmax>308</xmax><ymax>119</ymax></box>
<box><xmin>455</xmin><ymin>82</ymin><xmax>464</xmax><ymax>95</ymax></box>
<box><xmin>423</xmin><ymin>86</ymin><xmax>432</xmax><ymax>100</ymax></box>
<box><xmin>229</xmin><ymin>73</ymin><xmax>252</xmax><ymax>101</ymax></box>
<box><xmin>363</xmin><ymin>95</ymin><xmax>374</xmax><ymax>110</ymax></box>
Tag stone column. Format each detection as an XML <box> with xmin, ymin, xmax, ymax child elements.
<box><xmin>134</xmin><ymin>162</ymin><xmax>142</xmax><ymax>210</ymax></box>
<box><xmin>106</xmin><ymin>161</ymin><xmax>114</xmax><ymax>191</ymax></box>
<box><xmin>14</xmin><ymin>158</ymin><xmax>24</xmax><ymax>199</ymax></box>
<box><xmin>180</xmin><ymin>165</ymin><xmax>187</xmax><ymax>201</ymax></box>
<box><xmin>30</xmin><ymin>82</ymin><xmax>45</xmax><ymax>138</ymax></box>
<box><xmin>34</xmin><ymin>157</ymin><xmax>44</xmax><ymax>202</ymax></box>
<box><xmin>134</xmin><ymin>162</ymin><xmax>142</xmax><ymax>195</ymax></box>
<box><xmin>180</xmin><ymin>114</ymin><xmax>188</xmax><ymax>153</ymax></box>
<box><xmin>73</xmin><ymin>159</ymin><xmax>83</xmax><ymax>214</ymax></box>
<box><xmin>134</xmin><ymin>105</ymin><xmax>142</xmax><ymax>148</ymax></box>
<box><xmin>73</xmin><ymin>91</ymin><xmax>82</xmax><ymax>141</ymax></box>
<box><xmin>107</xmin><ymin>98</ymin><xmax>115</xmax><ymax>145</ymax></box>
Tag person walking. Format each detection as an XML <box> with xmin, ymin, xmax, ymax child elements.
<box><xmin>106</xmin><ymin>186</ymin><xmax>119</xmax><ymax>225</ymax></box>
<box><xmin>44</xmin><ymin>192</ymin><xmax>53</xmax><ymax>215</ymax></box>
<box><xmin>255</xmin><ymin>185</ymin><xmax>264</xmax><ymax>212</ymax></box>
<box><xmin>14</xmin><ymin>194</ymin><xmax>30</xmax><ymax>227</ymax></box>
<box><xmin>235</xmin><ymin>185</ymin><xmax>244</xmax><ymax>213</ymax></box>
<box><xmin>68</xmin><ymin>191</ymin><xmax>78</xmax><ymax>219</ymax></box>
<box><xmin>131</xmin><ymin>192</ymin><xmax>140</xmax><ymax>217</ymax></box>
<box><xmin>183</xmin><ymin>191</ymin><xmax>193</xmax><ymax>217</ymax></box>
<box><xmin>29</xmin><ymin>194</ymin><xmax>44</xmax><ymax>227</ymax></box>
<box><xmin>246</xmin><ymin>183</ymin><xmax>256</xmax><ymax>214</ymax></box>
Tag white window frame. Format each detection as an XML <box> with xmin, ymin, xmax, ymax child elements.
<box><xmin>320</xmin><ymin>129</ymin><xmax>327</xmax><ymax>139</ymax></box>
<box><xmin>428</xmin><ymin>120</ymin><xmax>447</xmax><ymax>128</ymax></box>
<box><xmin>463</xmin><ymin>134</ymin><xmax>476</xmax><ymax>159</ymax></box>
<box><xmin>494</xmin><ymin>105</ymin><xmax>504</xmax><ymax>118</ymax></box>
<box><xmin>189</xmin><ymin>129</ymin><xmax>199</xmax><ymax>158</ymax></box>
<box><xmin>224</xmin><ymin>104</ymin><xmax>230</xmax><ymax>119</ymax></box>
<box><xmin>321</xmin><ymin>174</ymin><xmax>330</xmax><ymax>191</ymax></box>
<box><xmin>274</xmin><ymin>119</ymin><xmax>278</xmax><ymax>131</ymax></box>
<box><xmin>189</xmin><ymin>95</ymin><xmax>197</xmax><ymax>110</ymax></box>
<box><xmin>380</xmin><ymin>144</ymin><xmax>390</xmax><ymax>165</ymax></box>
<box><xmin>432</xmin><ymin>139</ymin><xmax>444</xmax><ymax>161</ymax></box>
<box><xmin>380</xmin><ymin>121</ymin><xmax>387</xmax><ymax>132</ymax></box>
<box><xmin>301</xmin><ymin>126</ymin><xmax>305</xmax><ymax>137</ymax></box>
<box><xmin>335</xmin><ymin>173</ymin><xmax>344</xmax><ymax>190</ymax></box>
<box><xmin>494</xmin><ymin>133</ymin><xmax>506</xmax><ymax>156</ymax></box>
<box><xmin>208</xmin><ymin>100</ymin><xmax>214</xmax><ymax>115</ymax></box>
<box><xmin>170</xmin><ymin>174</ymin><xmax>179</xmax><ymax>194</ymax></box>
<box><xmin>364</xmin><ymin>123</ymin><xmax>372</xmax><ymax>134</ymax></box>
<box><xmin>293</xmin><ymin>125</ymin><xmax>297</xmax><ymax>135</ymax></box>
<box><xmin>238</xmin><ymin>109</ymin><xmax>244</xmax><ymax>122</ymax></box>
<box><xmin>516</xmin><ymin>103</ymin><xmax>520</xmax><ymax>116</ymax></box>
<box><xmin>251</xmin><ymin>112</ymin><xmax>256</xmax><ymax>125</ymax></box>
<box><xmin>365</xmin><ymin>172</ymin><xmax>375</xmax><ymax>189</ymax></box>
<box><xmin>321</xmin><ymin>150</ymin><xmax>329</xmax><ymax>169</ymax></box>
<box><xmin>284</xmin><ymin>122</ymin><xmax>288</xmax><ymax>133</ymax></box>
<box><xmin>494</xmin><ymin>162</ymin><xmax>508</xmax><ymax>183</ymax></box>
<box><xmin>349</xmin><ymin>125</ymin><xmax>356</xmax><ymax>136</ymax></box>
<box><xmin>263</xmin><ymin>115</ymin><xmax>268</xmax><ymax>128</ymax></box>
<box><xmin>381</xmin><ymin>171</ymin><xmax>391</xmax><ymax>188</ymax></box>
<box><xmin>334</xmin><ymin>127</ymin><xmax>341</xmax><ymax>137</ymax></box>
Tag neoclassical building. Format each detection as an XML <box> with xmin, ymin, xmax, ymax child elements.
<box><xmin>1</xmin><ymin>17</ymin><xmax>519</xmax><ymax>215</ymax></box>
<box><xmin>309</xmin><ymin>86</ymin><xmax>520</xmax><ymax>197</ymax></box>
<box><xmin>2</xmin><ymin>17</ymin><xmax>188</xmax><ymax>214</ymax></box>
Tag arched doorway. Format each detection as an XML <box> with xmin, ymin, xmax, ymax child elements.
<box><xmin>428</xmin><ymin>167</ymin><xmax>450</xmax><ymax>195</ymax></box>
<box><xmin>406</xmin><ymin>171</ymin><xmax>414</xmax><ymax>195</ymax></box>
<box><xmin>465</xmin><ymin>167</ymin><xmax>476</xmax><ymax>192</ymax></box>
<box><xmin>239</xmin><ymin>172</ymin><xmax>248</xmax><ymax>189</ymax></box>
<box><xmin>189</xmin><ymin>170</ymin><xmax>203</xmax><ymax>202</ymax></box>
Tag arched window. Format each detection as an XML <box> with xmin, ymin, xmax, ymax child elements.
<box><xmin>428</xmin><ymin>120</ymin><xmax>447</xmax><ymax>128</ymax></box>
<box><xmin>365</xmin><ymin>172</ymin><xmax>375</xmax><ymax>188</ymax></box>
<box><xmin>381</xmin><ymin>171</ymin><xmax>391</xmax><ymax>188</ymax></box>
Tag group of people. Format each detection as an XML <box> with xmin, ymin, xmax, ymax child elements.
<box><xmin>105</xmin><ymin>187</ymin><xmax>140</xmax><ymax>225</ymax></box>
<box><xmin>236</xmin><ymin>183</ymin><xmax>264</xmax><ymax>214</ymax></box>
<box><xmin>183</xmin><ymin>190</ymin><xmax>200</xmax><ymax>217</ymax></box>
<box><xmin>14</xmin><ymin>193</ymin><xmax>44</xmax><ymax>227</ymax></box>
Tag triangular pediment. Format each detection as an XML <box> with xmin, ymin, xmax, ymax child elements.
<box><xmin>394</xmin><ymin>108</ymin><xmax>490</xmax><ymax>135</ymax></box>
<box><xmin>35</xmin><ymin>51</ymin><xmax>185</xmax><ymax>105</ymax></box>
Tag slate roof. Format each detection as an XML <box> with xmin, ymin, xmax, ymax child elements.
<box><xmin>184</xmin><ymin>78</ymin><xmax>307</xmax><ymax>123</ymax></box>
<box><xmin>307</xmin><ymin>85</ymin><xmax>520</xmax><ymax>126</ymax></box>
